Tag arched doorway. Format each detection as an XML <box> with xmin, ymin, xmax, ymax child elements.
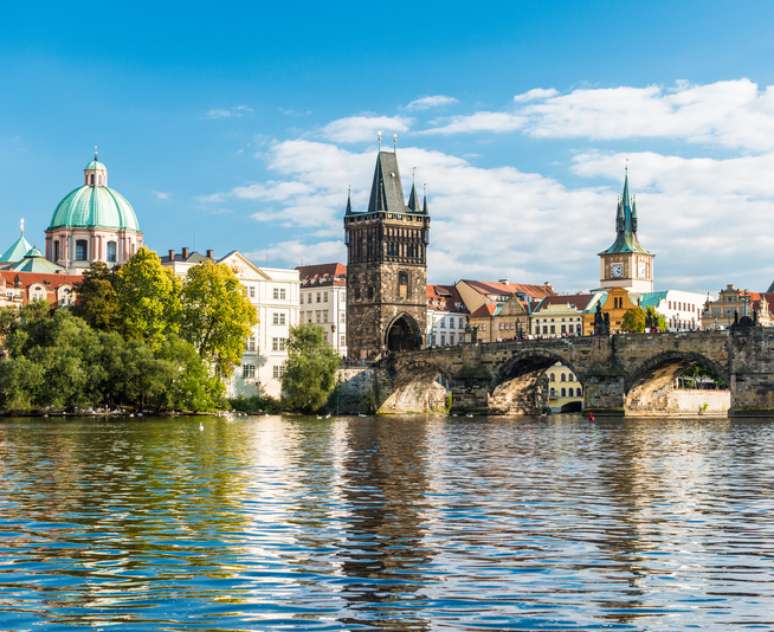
<box><xmin>625</xmin><ymin>352</ymin><xmax>730</xmax><ymax>416</ymax></box>
<box><xmin>489</xmin><ymin>351</ymin><xmax>583</xmax><ymax>415</ymax></box>
<box><xmin>385</xmin><ymin>314</ymin><xmax>421</xmax><ymax>352</ymax></box>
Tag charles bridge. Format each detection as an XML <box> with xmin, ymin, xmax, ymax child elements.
<box><xmin>360</xmin><ymin>327</ymin><xmax>774</xmax><ymax>416</ymax></box>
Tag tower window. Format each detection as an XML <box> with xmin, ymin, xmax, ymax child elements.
<box><xmin>75</xmin><ymin>240</ymin><xmax>88</xmax><ymax>261</ymax></box>
<box><xmin>106</xmin><ymin>241</ymin><xmax>117</xmax><ymax>263</ymax></box>
<box><xmin>53</xmin><ymin>240</ymin><xmax>60</xmax><ymax>262</ymax></box>
<box><xmin>398</xmin><ymin>271</ymin><xmax>409</xmax><ymax>299</ymax></box>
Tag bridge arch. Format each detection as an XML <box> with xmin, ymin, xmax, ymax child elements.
<box><xmin>385</xmin><ymin>312</ymin><xmax>422</xmax><ymax>353</ymax></box>
<box><xmin>625</xmin><ymin>351</ymin><xmax>730</xmax><ymax>416</ymax></box>
<box><xmin>489</xmin><ymin>349</ymin><xmax>584</xmax><ymax>415</ymax></box>
<box><xmin>379</xmin><ymin>358</ymin><xmax>453</xmax><ymax>414</ymax></box>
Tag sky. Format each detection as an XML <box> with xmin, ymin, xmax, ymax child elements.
<box><xmin>2</xmin><ymin>1</ymin><xmax>774</xmax><ymax>293</ymax></box>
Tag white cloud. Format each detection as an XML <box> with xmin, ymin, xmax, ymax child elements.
<box><xmin>513</xmin><ymin>87</ymin><xmax>559</xmax><ymax>103</ymax></box>
<box><xmin>206</xmin><ymin>105</ymin><xmax>254</xmax><ymax>119</ymax></box>
<box><xmin>321</xmin><ymin>115</ymin><xmax>411</xmax><ymax>143</ymax></box>
<box><xmin>153</xmin><ymin>190</ymin><xmax>171</xmax><ymax>200</ymax></box>
<box><xmin>421</xmin><ymin>79</ymin><xmax>774</xmax><ymax>151</ymax></box>
<box><xmin>405</xmin><ymin>95</ymin><xmax>459</xmax><ymax>111</ymax></box>
<box><xmin>245</xmin><ymin>240</ymin><xmax>345</xmax><ymax>267</ymax></box>
<box><xmin>420</xmin><ymin>111</ymin><xmax>526</xmax><ymax>135</ymax></box>
<box><xmin>249</xmin><ymin>139</ymin><xmax>774</xmax><ymax>291</ymax></box>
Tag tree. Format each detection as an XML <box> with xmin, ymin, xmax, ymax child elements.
<box><xmin>621</xmin><ymin>307</ymin><xmax>646</xmax><ymax>333</ymax></box>
<box><xmin>72</xmin><ymin>262</ymin><xmax>120</xmax><ymax>330</ymax></box>
<box><xmin>282</xmin><ymin>324</ymin><xmax>340</xmax><ymax>413</ymax></box>
<box><xmin>180</xmin><ymin>259</ymin><xmax>258</xmax><ymax>375</ymax></box>
<box><xmin>114</xmin><ymin>247</ymin><xmax>181</xmax><ymax>349</ymax></box>
<box><xmin>646</xmin><ymin>307</ymin><xmax>667</xmax><ymax>332</ymax></box>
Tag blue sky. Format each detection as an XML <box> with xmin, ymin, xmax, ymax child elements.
<box><xmin>2</xmin><ymin>1</ymin><xmax>774</xmax><ymax>292</ymax></box>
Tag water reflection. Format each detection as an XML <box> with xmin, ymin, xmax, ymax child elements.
<box><xmin>0</xmin><ymin>415</ymin><xmax>773</xmax><ymax>629</ymax></box>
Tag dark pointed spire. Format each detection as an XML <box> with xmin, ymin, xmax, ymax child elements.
<box><xmin>599</xmin><ymin>166</ymin><xmax>651</xmax><ymax>256</ymax></box>
<box><xmin>345</xmin><ymin>185</ymin><xmax>353</xmax><ymax>215</ymax></box>
<box><xmin>407</xmin><ymin>182</ymin><xmax>420</xmax><ymax>212</ymax></box>
<box><xmin>422</xmin><ymin>183</ymin><xmax>429</xmax><ymax>214</ymax></box>
<box><xmin>367</xmin><ymin>150</ymin><xmax>406</xmax><ymax>213</ymax></box>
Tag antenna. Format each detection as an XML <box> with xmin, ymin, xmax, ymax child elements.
<box><xmin>94</xmin><ymin>144</ymin><xmax>99</xmax><ymax>160</ymax></box>
<box><xmin>392</xmin><ymin>133</ymin><xmax>398</xmax><ymax>151</ymax></box>
<box><xmin>19</xmin><ymin>217</ymin><xmax>24</xmax><ymax>235</ymax></box>
<box><xmin>376</xmin><ymin>131</ymin><xmax>382</xmax><ymax>151</ymax></box>
<box><xmin>411</xmin><ymin>167</ymin><xmax>416</xmax><ymax>184</ymax></box>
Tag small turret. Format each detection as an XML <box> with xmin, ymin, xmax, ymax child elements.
<box><xmin>407</xmin><ymin>182</ymin><xmax>421</xmax><ymax>212</ymax></box>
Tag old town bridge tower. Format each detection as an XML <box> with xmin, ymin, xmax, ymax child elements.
<box><xmin>344</xmin><ymin>146</ymin><xmax>430</xmax><ymax>360</ymax></box>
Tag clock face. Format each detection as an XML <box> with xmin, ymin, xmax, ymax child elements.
<box><xmin>638</xmin><ymin>261</ymin><xmax>648</xmax><ymax>279</ymax></box>
<box><xmin>610</xmin><ymin>263</ymin><xmax>624</xmax><ymax>279</ymax></box>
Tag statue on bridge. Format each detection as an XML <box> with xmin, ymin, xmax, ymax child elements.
<box><xmin>594</xmin><ymin>302</ymin><xmax>609</xmax><ymax>336</ymax></box>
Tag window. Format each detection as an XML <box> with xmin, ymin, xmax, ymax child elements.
<box><xmin>272</xmin><ymin>312</ymin><xmax>286</xmax><ymax>326</ymax></box>
<box><xmin>560</xmin><ymin>373</ymin><xmax>566</xmax><ymax>382</ymax></box>
<box><xmin>272</xmin><ymin>337</ymin><xmax>287</xmax><ymax>352</ymax></box>
<box><xmin>106</xmin><ymin>241</ymin><xmax>117</xmax><ymax>263</ymax></box>
<box><xmin>273</xmin><ymin>287</ymin><xmax>287</xmax><ymax>300</ymax></box>
<box><xmin>549</xmin><ymin>373</ymin><xmax>555</xmax><ymax>382</ymax></box>
<box><xmin>242</xmin><ymin>364</ymin><xmax>256</xmax><ymax>379</ymax></box>
<box><xmin>246</xmin><ymin>336</ymin><xmax>256</xmax><ymax>352</ymax></box>
<box><xmin>323</xmin><ymin>292</ymin><xmax>328</xmax><ymax>303</ymax></box>
<box><xmin>561</xmin><ymin>388</ymin><xmax>566</xmax><ymax>397</ymax></box>
<box><xmin>449</xmin><ymin>333</ymin><xmax>455</xmax><ymax>345</ymax></box>
<box><xmin>273</xmin><ymin>364</ymin><xmax>285</xmax><ymax>379</ymax></box>
<box><xmin>249</xmin><ymin>286</ymin><xmax>255</xmax><ymax>298</ymax></box>
<box><xmin>75</xmin><ymin>239</ymin><xmax>88</xmax><ymax>261</ymax></box>
<box><xmin>577</xmin><ymin>387</ymin><xmax>583</xmax><ymax>396</ymax></box>
<box><xmin>550</xmin><ymin>388</ymin><xmax>556</xmax><ymax>398</ymax></box>
<box><xmin>398</xmin><ymin>271</ymin><xmax>409</xmax><ymax>299</ymax></box>
<box><xmin>440</xmin><ymin>334</ymin><xmax>446</xmax><ymax>346</ymax></box>
<box><xmin>340</xmin><ymin>335</ymin><xmax>345</xmax><ymax>347</ymax></box>
<box><xmin>387</xmin><ymin>242</ymin><xmax>398</xmax><ymax>257</ymax></box>
<box><xmin>53</xmin><ymin>240</ymin><xmax>60</xmax><ymax>262</ymax></box>
<box><xmin>316</xmin><ymin>292</ymin><xmax>321</xmax><ymax>303</ymax></box>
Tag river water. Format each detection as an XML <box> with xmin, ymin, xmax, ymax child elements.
<box><xmin>0</xmin><ymin>415</ymin><xmax>773</xmax><ymax>630</ymax></box>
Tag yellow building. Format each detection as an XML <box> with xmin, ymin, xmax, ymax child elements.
<box><xmin>702</xmin><ymin>284</ymin><xmax>773</xmax><ymax>330</ymax></box>
<box><xmin>589</xmin><ymin>287</ymin><xmax>638</xmax><ymax>334</ymax></box>
<box><xmin>545</xmin><ymin>362</ymin><xmax>583</xmax><ymax>412</ymax></box>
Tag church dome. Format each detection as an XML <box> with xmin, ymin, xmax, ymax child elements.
<box><xmin>47</xmin><ymin>153</ymin><xmax>140</xmax><ymax>232</ymax></box>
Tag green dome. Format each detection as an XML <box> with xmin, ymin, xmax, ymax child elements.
<box><xmin>48</xmin><ymin>185</ymin><xmax>140</xmax><ymax>232</ymax></box>
<box><xmin>84</xmin><ymin>159</ymin><xmax>107</xmax><ymax>171</ymax></box>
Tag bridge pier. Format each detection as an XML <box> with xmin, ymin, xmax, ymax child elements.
<box><xmin>582</xmin><ymin>372</ymin><xmax>626</xmax><ymax>416</ymax></box>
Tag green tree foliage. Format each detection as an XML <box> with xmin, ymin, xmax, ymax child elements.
<box><xmin>180</xmin><ymin>259</ymin><xmax>258</xmax><ymax>375</ymax></box>
<box><xmin>0</xmin><ymin>304</ymin><xmax>223</xmax><ymax>413</ymax></box>
<box><xmin>282</xmin><ymin>324</ymin><xmax>340</xmax><ymax>413</ymax></box>
<box><xmin>621</xmin><ymin>307</ymin><xmax>646</xmax><ymax>333</ymax></box>
<box><xmin>72</xmin><ymin>262</ymin><xmax>120</xmax><ymax>329</ymax></box>
<box><xmin>621</xmin><ymin>306</ymin><xmax>667</xmax><ymax>333</ymax></box>
<box><xmin>114</xmin><ymin>247</ymin><xmax>181</xmax><ymax>348</ymax></box>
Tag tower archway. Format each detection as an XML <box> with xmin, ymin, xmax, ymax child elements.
<box><xmin>385</xmin><ymin>313</ymin><xmax>422</xmax><ymax>352</ymax></box>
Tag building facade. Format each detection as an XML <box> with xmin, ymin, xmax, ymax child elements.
<box><xmin>530</xmin><ymin>294</ymin><xmax>598</xmax><ymax>337</ymax></box>
<box><xmin>161</xmin><ymin>248</ymin><xmax>300</xmax><ymax>398</ymax></box>
<box><xmin>702</xmin><ymin>285</ymin><xmax>774</xmax><ymax>329</ymax></box>
<box><xmin>45</xmin><ymin>153</ymin><xmax>143</xmax><ymax>273</ymax></box>
<box><xmin>545</xmin><ymin>363</ymin><xmax>584</xmax><ymax>413</ymax></box>
<box><xmin>598</xmin><ymin>170</ymin><xmax>654</xmax><ymax>293</ymax></box>
<box><xmin>637</xmin><ymin>290</ymin><xmax>706</xmax><ymax>331</ymax></box>
<box><xmin>297</xmin><ymin>263</ymin><xmax>347</xmax><ymax>357</ymax></box>
<box><xmin>426</xmin><ymin>284</ymin><xmax>468</xmax><ymax>347</ymax></box>
<box><xmin>344</xmin><ymin>148</ymin><xmax>430</xmax><ymax>360</ymax></box>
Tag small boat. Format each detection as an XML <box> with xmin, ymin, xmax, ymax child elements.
<box><xmin>585</xmin><ymin>412</ymin><xmax>596</xmax><ymax>422</ymax></box>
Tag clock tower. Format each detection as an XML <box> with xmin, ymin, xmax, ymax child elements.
<box><xmin>598</xmin><ymin>169</ymin><xmax>653</xmax><ymax>293</ymax></box>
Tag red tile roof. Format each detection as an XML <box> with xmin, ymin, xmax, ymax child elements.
<box><xmin>426</xmin><ymin>284</ymin><xmax>468</xmax><ymax>313</ymax></box>
<box><xmin>296</xmin><ymin>263</ymin><xmax>347</xmax><ymax>287</ymax></box>
<box><xmin>470</xmin><ymin>303</ymin><xmax>497</xmax><ymax>318</ymax></box>
<box><xmin>0</xmin><ymin>270</ymin><xmax>81</xmax><ymax>306</ymax></box>
<box><xmin>461</xmin><ymin>279</ymin><xmax>555</xmax><ymax>299</ymax></box>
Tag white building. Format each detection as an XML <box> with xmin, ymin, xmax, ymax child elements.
<box><xmin>296</xmin><ymin>263</ymin><xmax>347</xmax><ymax>357</ymax></box>
<box><xmin>161</xmin><ymin>248</ymin><xmax>300</xmax><ymax>399</ymax></box>
<box><xmin>426</xmin><ymin>284</ymin><xmax>468</xmax><ymax>347</ymax></box>
<box><xmin>637</xmin><ymin>290</ymin><xmax>706</xmax><ymax>331</ymax></box>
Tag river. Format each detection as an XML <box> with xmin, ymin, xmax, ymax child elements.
<box><xmin>0</xmin><ymin>415</ymin><xmax>772</xmax><ymax>630</ymax></box>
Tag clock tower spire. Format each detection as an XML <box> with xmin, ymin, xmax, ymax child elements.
<box><xmin>598</xmin><ymin>168</ymin><xmax>654</xmax><ymax>293</ymax></box>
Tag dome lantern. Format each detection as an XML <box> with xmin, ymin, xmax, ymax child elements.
<box><xmin>84</xmin><ymin>146</ymin><xmax>108</xmax><ymax>187</ymax></box>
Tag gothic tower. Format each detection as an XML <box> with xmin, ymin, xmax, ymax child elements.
<box><xmin>345</xmin><ymin>147</ymin><xmax>430</xmax><ymax>360</ymax></box>
<box><xmin>598</xmin><ymin>169</ymin><xmax>654</xmax><ymax>293</ymax></box>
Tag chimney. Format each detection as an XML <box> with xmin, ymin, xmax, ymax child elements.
<box><xmin>182</xmin><ymin>247</ymin><xmax>189</xmax><ymax>259</ymax></box>
<box><xmin>498</xmin><ymin>279</ymin><xmax>509</xmax><ymax>285</ymax></box>
<box><xmin>168</xmin><ymin>249</ymin><xmax>175</xmax><ymax>261</ymax></box>
<box><xmin>206</xmin><ymin>249</ymin><xmax>214</xmax><ymax>259</ymax></box>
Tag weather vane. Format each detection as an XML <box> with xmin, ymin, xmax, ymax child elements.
<box><xmin>376</xmin><ymin>131</ymin><xmax>382</xmax><ymax>151</ymax></box>
<box><xmin>392</xmin><ymin>133</ymin><xmax>398</xmax><ymax>151</ymax></box>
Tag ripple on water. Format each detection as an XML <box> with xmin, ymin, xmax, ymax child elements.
<box><xmin>0</xmin><ymin>415</ymin><xmax>773</xmax><ymax>630</ymax></box>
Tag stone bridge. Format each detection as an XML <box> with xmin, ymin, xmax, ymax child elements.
<box><xmin>378</xmin><ymin>328</ymin><xmax>774</xmax><ymax>416</ymax></box>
